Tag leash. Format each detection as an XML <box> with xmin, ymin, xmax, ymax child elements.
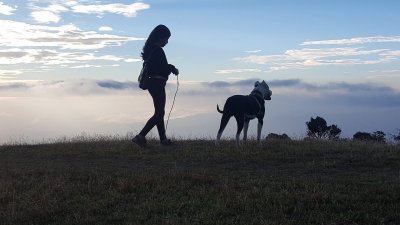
<box><xmin>165</xmin><ymin>74</ymin><xmax>179</xmax><ymax>132</ymax></box>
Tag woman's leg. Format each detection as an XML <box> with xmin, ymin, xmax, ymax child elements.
<box><xmin>154</xmin><ymin>86</ymin><xmax>166</xmax><ymax>140</ymax></box>
<box><xmin>139</xmin><ymin>80</ymin><xmax>166</xmax><ymax>139</ymax></box>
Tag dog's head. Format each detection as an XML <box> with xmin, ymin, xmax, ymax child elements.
<box><xmin>254</xmin><ymin>80</ymin><xmax>272</xmax><ymax>100</ymax></box>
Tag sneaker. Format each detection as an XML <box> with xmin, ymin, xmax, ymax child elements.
<box><xmin>132</xmin><ymin>135</ymin><xmax>146</xmax><ymax>148</ymax></box>
<box><xmin>160</xmin><ymin>138</ymin><xmax>174</xmax><ymax>146</ymax></box>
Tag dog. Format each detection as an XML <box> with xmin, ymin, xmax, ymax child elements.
<box><xmin>216</xmin><ymin>80</ymin><xmax>272</xmax><ymax>146</ymax></box>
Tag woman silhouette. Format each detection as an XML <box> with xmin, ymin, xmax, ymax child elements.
<box><xmin>132</xmin><ymin>25</ymin><xmax>179</xmax><ymax>147</ymax></box>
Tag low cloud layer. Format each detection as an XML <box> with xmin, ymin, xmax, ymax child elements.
<box><xmin>1</xmin><ymin>78</ymin><xmax>399</xmax><ymax>143</ymax></box>
<box><xmin>2</xmin><ymin>78</ymin><xmax>399</xmax><ymax>107</ymax></box>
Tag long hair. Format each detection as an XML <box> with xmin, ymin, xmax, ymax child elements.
<box><xmin>141</xmin><ymin>25</ymin><xmax>171</xmax><ymax>60</ymax></box>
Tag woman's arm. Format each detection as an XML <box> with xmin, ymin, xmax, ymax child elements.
<box><xmin>150</xmin><ymin>47</ymin><xmax>176</xmax><ymax>78</ymax></box>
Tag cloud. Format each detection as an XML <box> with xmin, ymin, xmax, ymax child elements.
<box><xmin>70</xmin><ymin>64</ymin><xmax>119</xmax><ymax>69</ymax></box>
<box><xmin>214</xmin><ymin>68</ymin><xmax>262</xmax><ymax>74</ymax></box>
<box><xmin>0</xmin><ymin>69</ymin><xmax>23</xmax><ymax>76</ymax></box>
<box><xmin>0</xmin><ymin>82</ymin><xmax>29</xmax><ymax>90</ymax></box>
<box><xmin>31</xmin><ymin>10</ymin><xmax>61</xmax><ymax>23</ymax></box>
<box><xmin>366</xmin><ymin>70</ymin><xmax>400</xmax><ymax>80</ymax></box>
<box><xmin>196</xmin><ymin>78</ymin><xmax>400</xmax><ymax>105</ymax></box>
<box><xmin>0</xmin><ymin>48</ymin><xmax>140</xmax><ymax>66</ymax></box>
<box><xmin>237</xmin><ymin>47</ymin><xmax>388</xmax><ymax>64</ymax></box>
<box><xmin>245</xmin><ymin>50</ymin><xmax>262</xmax><ymax>53</ymax></box>
<box><xmin>0</xmin><ymin>20</ymin><xmax>143</xmax><ymax>50</ymax></box>
<box><xmin>71</xmin><ymin>2</ymin><xmax>150</xmax><ymax>17</ymax></box>
<box><xmin>200</xmin><ymin>78</ymin><xmax>301</xmax><ymax>90</ymax></box>
<box><xmin>301</xmin><ymin>36</ymin><xmax>400</xmax><ymax>45</ymax></box>
<box><xmin>29</xmin><ymin>1</ymin><xmax>150</xmax><ymax>23</ymax></box>
<box><xmin>253</xmin><ymin>78</ymin><xmax>396</xmax><ymax>95</ymax></box>
<box><xmin>231</xmin><ymin>35</ymin><xmax>400</xmax><ymax>72</ymax></box>
<box><xmin>234</xmin><ymin>47</ymin><xmax>393</xmax><ymax>71</ymax></box>
<box><xmin>266</xmin><ymin>80</ymin><xmax>400</xmax><ymax>108</ymax></box>
<box><xmin>1</xmin><ymin>78</ymin><xmax>399</xmax><ymax>142</ymax></box>
<box><xmin>30</xmin><ymin>4</ymin><xmax>69</xmax><ymax>23</ymax></box>
<box><xmin>0</xmin><ymin>79</ymin><xmax>134</xmax><ymax>97</ymax></box>
<box><xmin>0</xmin><ymin>5</ymin><xmax>145</xmax><ymax>75</ymax></box>
<box><xmin>0</xmin><ymin>19</ymin><xmax>142</xmax><ymax>71</ymax></box>
<box><xmin>0</xmin><ymin>79</ymin><xmax>152</xmax><ymax>98</ymax></box>
<box><xmin>202</xmin><ymin>79</ymin><xmax>256</xmax><ymax>88</ymax></box>
<box><xmin>97</xmin><ymin>80</ymin><xmax>135</xmax><ymax>90</ymax></box>
<box><xmin>29</xmin><ymin>2</ymin><xmax>69</xmax><ymax>23</ymax></box>
<box><xmin>269</xmin><ymin>79</ymin><xmax>301</xmax><ymax>87</ymax></box>
<box><xmin>0</xmin><ymin>2</ymin><xmax>16</xmax><ymax>15</ymax></box>
<box><xmin>2</xmin><ymin>78</ymin><xmax>399</xmax><ymax>109</ymax></box>
<box><xmin>99</xmin><ymin>26</ymin><xmax>113</xmax><ymax>32</ymax></box>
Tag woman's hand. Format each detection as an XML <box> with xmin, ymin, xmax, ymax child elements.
<box><xmin>170</xmin><ymin>65</ymin><xmax>179</xmax><ymax>75</ymax></box>
<box><xmin>172</xmin><ymin>68</ymin><xmax>179</xmax><ymax>75</ymax></box>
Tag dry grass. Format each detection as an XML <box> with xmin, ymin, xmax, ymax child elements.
<box><xmin>1</xmin><ymin>138</ymin><xmax>399</xmax><ymax>225</ymax></box>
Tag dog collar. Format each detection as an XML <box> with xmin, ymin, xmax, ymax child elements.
<box><xmin>250</xmin><ymin>90</ymin><xmax>264</xmax><ymax>102</ymax></box>
<box><xmin>250</xmin><ymin>93</ymin><xmax>263</xmax><ymax>107</ymax></box>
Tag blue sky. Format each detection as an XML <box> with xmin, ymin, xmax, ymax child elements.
<box><xmin>1</xmin><ymin>0</ymin><xmax>400</xmax><ymax>143</ymax></box>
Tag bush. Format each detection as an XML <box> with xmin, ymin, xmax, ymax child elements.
<box><xmin>391</xmin><ymin>129</ymin><xmax>400</xmax><ymax>143</ymax></box>
<box><xmin>353</xmin><ymin>131</ymin><xmax>386</xmax><ymax>143</ymax></box>
<box><xmin>306</xmin><ymin>116</ymin><xmax>341</xmax><ymax>140</ymax></box>
<box><xmin>266</xmin><ymin>133</ymin><xmax>291</xmax><ymax>140</ymax></box>
<box><xmin>353</xmin><ymin>132</ymin><xmax>373</xmax><ymax>141</ymax></box>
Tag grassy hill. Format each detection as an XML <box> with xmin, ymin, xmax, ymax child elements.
<box><xmin>1</xmin><ymin>138</ymin><xmax>399</xmax><ymax>225</ymax></box>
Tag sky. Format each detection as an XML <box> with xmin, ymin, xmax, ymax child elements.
<box><xmin>1</xmin><ymin>0</ymin><xmax>400</xmax><ymax>143</ymax></box>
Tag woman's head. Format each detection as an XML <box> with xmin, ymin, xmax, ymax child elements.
<box><xmin>144</xmin><ymin>24</ymin><xmax>171</xmax><ymax>48</ymax></box>
<box><xmin>142</xmin><ymin>25</ymin><xmax>171</xmax><ymax>59</ymax></box>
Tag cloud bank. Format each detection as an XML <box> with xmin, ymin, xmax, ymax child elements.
<box><xmin>214</xmin><ymin>35</ymin><xmax>400</xmax><ymax>74</ymax></box>
<box><xmin>0</xmin><ymin>20</ymin><xmax>143</xmax><ymax>50</ymax></box>
<box><xmin>0</xmin><ymin>1</ymin><xmax>150</xmax><ymax>80</ymax></box>
<box><xmin>0</xmin><ymin>19</ymin><xmax>142</xmax><ymax>77</ymax></box>
<box><xmin>2</xmin><ymin>78</ymin><xmax>399</xmax><ymax>107</ymax></box>
<box><xmin>1</xmin><ymin>78</ymin><xmax>399</xmax><ymax>143</ymax></box>
<box><xmin>234</xmin><ymin>47</ymin><xmax>391</xmax><ymax>72</ymax></box>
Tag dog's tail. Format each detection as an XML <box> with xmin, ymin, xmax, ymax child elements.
<box><xmin>217</xmin><ymin>104</ymin><xmax>224</xmax><ymax>114</ymax></box>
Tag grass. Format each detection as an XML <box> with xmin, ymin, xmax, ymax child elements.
<box><xmin>0</xmin><ymin>138</ymin><xmax>399</xmax><ymax>225</ymax></box>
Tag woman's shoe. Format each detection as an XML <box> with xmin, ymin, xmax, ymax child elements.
<box><xmin>132</xmin><ymin>135</ymin><xmax>146</xmax><ymax>148</ymax></box>
<box><xmin>160</xmin><ymin>138</ymin><xmax>174</xmax><ymax>146</ymax></box>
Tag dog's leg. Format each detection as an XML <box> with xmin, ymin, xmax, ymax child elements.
<box><xmin>216</xmin><ymin>114</ymin><xmax>231</xmax><ymax>145</ymax></box>
<box><xmin>243</xmin><ymin>120</ymin><xmax>249</xmax><ymax>141</ymax></box>
<box><xmin>234</xmin><ymin>115</ymin><xmax>245</xmax><ymax>147</ymax></box>
<box><xmin>257</xmin><ymin>121</ymin><xmax>263</xmax><ymax>145</ymax></box>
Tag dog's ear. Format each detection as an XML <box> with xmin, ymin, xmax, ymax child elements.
<box><xmin>254</xmin><ymin>81</ymin><xmax>260</xmax><ymax>87</ymax></box>
<box><xmin>261</xmin><ymin>80</ymin><xmax>269</xmax><ymax>89</ymax></box>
